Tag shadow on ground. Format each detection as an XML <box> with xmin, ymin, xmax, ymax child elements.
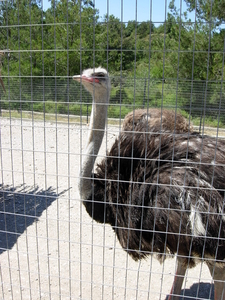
<box><xmin>0</xmin><ymin>184</ymin><xmax>66</xmax><ymax>254</ymax></box>
<box><xmin>166</xmin><ymin>282</ymin><xmax>214</xmax><ymax>299</ymax></box>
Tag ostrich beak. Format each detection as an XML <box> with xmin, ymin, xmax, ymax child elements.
<box><xmin>73</xmin><ymin>75</ymin><xmax>100</xmax><ymax>84</ymax></box>
<box><xmin>72</xmin><ymin>75</ymin><xmax>82</xmax><ymax>82</ymax></box>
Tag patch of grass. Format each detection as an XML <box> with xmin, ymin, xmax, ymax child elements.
<box><xmin>191</xmin><ymin>116</ymin><xmax>225</xmax><ymax>129</ymax></box>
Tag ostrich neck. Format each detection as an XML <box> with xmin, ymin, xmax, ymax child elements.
<box><xmin>79</xmin><ymin>93</ymin><xmax>108</xmax><ymax>200</ymax></box>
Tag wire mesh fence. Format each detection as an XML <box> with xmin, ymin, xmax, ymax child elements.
<box><xmin>1</xmin><ymin>77</ymin><xmax>225</xmax><ymax>127</ymax></box>
<box><xmin>0</xmin><ymin>0</ymin><xmax>225</xmax><ymax>299</ymax></box>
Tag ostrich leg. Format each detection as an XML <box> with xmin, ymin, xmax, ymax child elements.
<box><xmin>206</xmin><ymin>262</ymin><xmax>225</xmax><ymax>300</ymax></box>
<box><xmin>168</xmin><ymin>258</ymin><xmax>187</xmax><ymax>300</ymax></box>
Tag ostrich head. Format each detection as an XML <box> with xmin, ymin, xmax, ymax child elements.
<box><xmin>73</xmin><ymin>67</ymin><xmax>111</xmax><ymax>102</ymax></box>
<box><xmin>73</xmin><ymin>67</ymin><xmax>111</xmax><ymax>201</ymax></box>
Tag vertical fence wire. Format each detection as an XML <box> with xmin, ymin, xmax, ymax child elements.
<box><xmin>78</xmin><ymin>2</ymin><xmax>83</xmax><ymax>299</ymax></box>
<box><xmin>66</xmin><ymin>0</ymin><xmax>72</xmax><ymax>298</ymax></box>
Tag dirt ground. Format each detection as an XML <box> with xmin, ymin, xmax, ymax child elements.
<box><xmin>0</xmin><ymin>117</ymin><xmax>214</xmax><ymax>300</ymax></box>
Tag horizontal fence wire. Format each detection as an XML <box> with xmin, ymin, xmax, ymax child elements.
<box><xmin>1</xmin><ymin>78</ymin><xmax>225</xmax><ymax>122</ymax></box>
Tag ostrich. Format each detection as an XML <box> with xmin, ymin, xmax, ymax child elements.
<box><xmin>122</xmin><ymin>108</ymin><xmax>193</xmax><ymax>134</ymax></box>
<box><xmin>73</xmin><ymin>67</ymin><xmax>225</xmax><ymax>300</ymax></box>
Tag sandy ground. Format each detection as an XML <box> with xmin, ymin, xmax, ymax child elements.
<box><xmin>0</xmin><ymin>117</ymin><xmax>214</xmax><ymax>300</ymax></box>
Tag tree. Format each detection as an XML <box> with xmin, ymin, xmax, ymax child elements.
<box><xmin>185</xmin><ymin>0</ymin><xmax>225</xmax><ymax>26</ymax></box>
<box><xmin>124</xmin><ymin>21</ymin><xmax>136</xmax><ymax>37</ymax></box>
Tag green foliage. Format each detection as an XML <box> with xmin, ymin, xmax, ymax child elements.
<box><xmin>0</xmin><ymin>0</ymin><xmax>224</xmax><ymax>126</ymax></box>
<box><xmin>185</xmin><ymin>0</ymin><xmax>225</xmax><ymax>25</ymax></box>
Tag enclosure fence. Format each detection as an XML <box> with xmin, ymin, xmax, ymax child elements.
<box><xmin>0</xmin><ymin>0</ymin><xmax>225</xmax><ymax>299</ymax></box>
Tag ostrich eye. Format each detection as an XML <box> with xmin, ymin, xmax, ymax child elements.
<box><xmin>94</xmin><ymin>72</ymin><xmax>106</xmax><ymax>80</ymax></box>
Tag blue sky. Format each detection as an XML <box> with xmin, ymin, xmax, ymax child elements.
<box><xmin>43</xmin><ymin>0</ymin><xmax>195</xmax><ymax>24</ymax></box>
<box><xmin>93</xmin><ymin>0</ymin><xmax>193</xmax><ymax>23</ymax></box>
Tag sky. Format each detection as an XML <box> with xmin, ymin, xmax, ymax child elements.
<box><xmin>43</xmin><ymin>0</ymin><xmax>195</xmax><ymax>24</ymax></box>
<box><xmin>93</xmin><ymin>0</ymin><xmax>193</xmax><ymax>23</ymax></box>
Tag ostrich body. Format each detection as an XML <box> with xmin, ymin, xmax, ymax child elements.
<box><xmin>73</xmin><ymin>67</ymin><xmax>225</xmax><ymax>300</ymax></box>
<box><xmin>122</xmin><ymin>108</ymin><xmax>193</xmax><ymax>134</ymax></box>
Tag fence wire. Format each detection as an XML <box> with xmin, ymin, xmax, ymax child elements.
<box><xmin>0</xmin><ymin>0</ymin><xmax>225</xmax><ymax>300</ymax></box>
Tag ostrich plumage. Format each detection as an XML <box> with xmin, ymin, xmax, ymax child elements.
<box><xmin>73</xmin><ymin>67</ymin><xmax>225</xmax><ymax>300</ymax></box>
<box><xmin>122</xmin><ymin>108</ymin><xmax>193</xmax><ymax>134</ymax></box>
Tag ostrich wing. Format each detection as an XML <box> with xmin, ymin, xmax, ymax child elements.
<box><xmin>123</xmin><ymin>109</ymin><xmax>193</xmax><ymax>134</ymax></box>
